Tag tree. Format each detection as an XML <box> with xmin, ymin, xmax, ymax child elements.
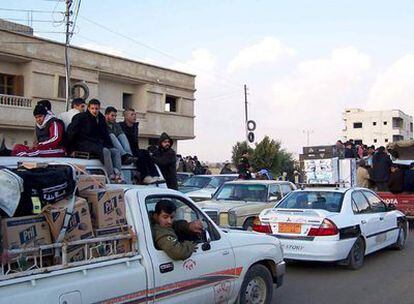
<box><xmin>231</xmin><ymin>141</ymin><xmax>254</xmax><ymax>168</ymax></box>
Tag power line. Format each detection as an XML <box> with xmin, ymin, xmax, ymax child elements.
<box><xmin>0</xmin><ymin>17</ymin><xmax>61</xmax><ymax>23</ymax></box>
<box><xmin>0</xmin><ymin>8</ymin><xmax>57</xmax><ymax>13</ymax></box>
<box><xmin>78</xmin><ymin>15</ymin><xmax>243</xmax><ymax>90</ymax></box>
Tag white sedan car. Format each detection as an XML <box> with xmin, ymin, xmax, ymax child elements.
<box><xmin>254</xmin><ymin>187</ymin><xmax>409</xmax><ymax>269</ymax></box>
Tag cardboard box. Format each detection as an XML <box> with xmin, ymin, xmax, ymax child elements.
<box><xmin>83</xmin><ymin>189</ymin><xmax>127</xmax><ymax>229</ymax></box>
<box><xmin>43</xmin><ymin>197</ymin><xmax>94</xmax><ymax>242</ymax></box>
<box><xmin>93</xmin><ymin>226</ymin><xmax>131</xmax><ymax>256</ymax></box>
<box><xmin>77</xmin><ymin>175</ymin><xmax>106</xmax><ymax>195</ymax></box>
<box><xmin>2</xmin><ymin>215</ymin><xmax>52</xmax><ymax>253</ymax></box>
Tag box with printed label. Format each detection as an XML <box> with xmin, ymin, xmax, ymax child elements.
<box><xmin>77</xmin><ymin>175</ymin><xmax>106</xmax><ymax>195</ymax></box>
<box><xmin>1</xmin><ymin>215</ymin><xmax>52</xmax><ymax>254</ymax></box>
<box><xmin>93</xmin><ymin>225</ymin><xmax>131</xmax><ymax>256</ymax></box>
<box><xmin>83</xmin><ymin>189</ymin><xmax>126</xmax><ymax>229</ymax></box>
<box><xmin>43</xmin><ymin>197</ymin><xmax>94</xmax><ymax>242</ymax></box>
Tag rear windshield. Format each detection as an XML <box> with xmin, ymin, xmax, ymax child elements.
<box><xmin>214</xmin><ymin>184</ymin><xmax>268</xmax><ymax>202</ymax></box>
<box><xmin>182</xmin><ymin>176</ymin><xmax>211</xmax><ymax>188</ymax></box>
<box><xmin>276</xmin><ymin>191</ymin><xmax>344</xmax><ymax>212</ymax></box>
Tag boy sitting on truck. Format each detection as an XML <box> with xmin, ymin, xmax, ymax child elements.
<box><xmin>151</xmin><ymin>200</ymin><xmax>203</xmax><ymax>260</ymax></box>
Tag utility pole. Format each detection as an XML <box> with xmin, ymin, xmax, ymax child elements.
<box><xmin>244</xmin><ymin>84</ymin><xmax>249</xmax><ymax>141</ymax></box>
<box><xmin>64</xmin><ymin>0</ymin><xmax>73</xmax><ymax>111</ymax></box>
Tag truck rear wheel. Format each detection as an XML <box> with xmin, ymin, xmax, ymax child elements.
<box><xmin>238</xmin><ymin>264</ymin><xmax>273</xmax><ymax>304</ymax></box>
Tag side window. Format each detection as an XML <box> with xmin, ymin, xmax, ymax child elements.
<box><xmin>352</xmin><ymin>191</ymin><xmax>371</xmax><ymax>214</ymax></box>
<box><xmin>269</xmin><ymin>185</ymin><xmax>282</xmax><ymax>201</ymax></box>
<box><xmin>363</xmin><ymin>191</ymin><xmax>387</xmax><ymax>213</ymax></box>
<box><xmin>145</xmin><ymin>195</ymin><xmax>220</xmax><ymax>249</ymax></box>
<box><xmin>281</xmin><ymin>184</ymin><xmax>293</xmax><ymax>195</ymax></box>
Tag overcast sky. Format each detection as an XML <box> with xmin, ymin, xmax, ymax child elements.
<box><xmin>4</xmin><ymin>1</ymin><xmax>414</xmax><ymax>161</ymax></box>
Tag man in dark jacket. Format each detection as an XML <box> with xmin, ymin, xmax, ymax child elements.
<box><xmin>388</xmin><ymin>164</ymin><xmax>404</xmax><ymax>194</ymax></box>
<box><xmin>237</xmin><ymin>150</ymin><xmax>252</xmax><ymax>179</ymax></box>
<box><xmin>67</xmin><ymin>99</ymin><xmax>123</xmax><ymax>182</ymax></box>
<box><xmin>119</xmin><ymin>108</ymin><xmax>159</xmax><ymax>184</ymax></box>
<box><xmin>371</xmin><ymin>146</ymin><xmax>392</xmax><ymax>191</ymax></box>
<box><xmin>152</xmin><ymin>133</ymin><xmax>178</xmax><ymax>190</ymax></box>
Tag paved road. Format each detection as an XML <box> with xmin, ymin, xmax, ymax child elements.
<box><xmin>273</xmin><ymin>227</ymin><xmax>414</xmax><ymax>304</ymax></box>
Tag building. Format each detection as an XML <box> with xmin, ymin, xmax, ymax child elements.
<box><xmin>342</xmin><ymin>108</ymin><xmax>413</xmax><ymax>147</ymax></box>
<box><xmin>0</xmin><ymin>20</ymin><xmax>195</xmax><ymax>149</ymax></box>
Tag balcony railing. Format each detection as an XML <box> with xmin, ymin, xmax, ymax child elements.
<box><xmin>0</xmin><ymin>94</ymin><xmax>32</xmax><ymax>108</ymax></box>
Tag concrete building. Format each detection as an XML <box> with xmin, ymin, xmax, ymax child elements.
<box><xmin>0</xmin><ymin>20</ymin><xmax>195</xmax><ymax>150</ymax></box>
<box><xmin>342</xmin><ymin>108</ymin><xmax>413</xmax><ymax>147</ymax></box>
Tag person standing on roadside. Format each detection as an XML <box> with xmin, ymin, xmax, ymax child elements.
<box><xmin>152</xmin><ymin>132</ymin><xmax>178</xmax><ymax>190</ymax></box>
<box><xmin>237</xmin><ymin>150</ymin><xmax>252</xmax><ymax>179</ymax></box>
<box><xmin>371</xmin><ymin>146</ymin><xmax>392</xmax><ymax>191</ymax></box>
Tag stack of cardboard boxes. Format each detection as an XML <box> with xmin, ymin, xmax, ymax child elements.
<box><xmin>1</xmin><ymin>174</ymin><xmax>131</xmax><ymax>264</ymax></box>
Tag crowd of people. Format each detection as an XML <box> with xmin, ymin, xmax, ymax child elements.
<box><xmin>176</xmin><ymin>155</ymin><xmax>212</xmax><ymax>175</ymax></box>
<box><xmin>0</xmin><ymin>98</ymin><xmax>180</xmax><ymax>188</ymax></box>
<box><xmin>336</xmin><ymin>139</ymin><xmax>414</xmax><ymax>193</ymax></box>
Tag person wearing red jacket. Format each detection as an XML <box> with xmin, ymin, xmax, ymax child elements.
<box><xmin>12</xmin><ymin>104</ymin><xmax>66</xmax><ymax>157</ymax></box>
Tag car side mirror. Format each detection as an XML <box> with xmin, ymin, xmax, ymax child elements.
<box><xmin>387</xmin><ymin>203</ymin><xmax>396</xmax><ymax>211</ymax></box>
<box><xmin>202</xmin><ymin>229</ymin><xmax>211</xmax><ymax>251</ymax></box>
<box><xmin>269</xmin><ymin>196</ymin><xmax>280</xmax><ymax>202</ymax></box>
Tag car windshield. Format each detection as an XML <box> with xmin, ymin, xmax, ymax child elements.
<box><xmin>214</xmin><ymin>184</ymin><xmax>268</xmax><ymax>202</ymax></box>
<box><xmin>275</xmin><ymin>191</ymin><xmax>344</xmax><ymax>212</ymax></box>
<box><xmin>206</xmin><ymin>176</ymin><xmax>236</xmax><ymax>188</ymax></box>
<box><xmin>182</xmin><ymin>176</ymin><xmax>211</xmax><ymax>188</ymax></box>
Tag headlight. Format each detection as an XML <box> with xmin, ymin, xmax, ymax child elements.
<box><xmin>220</xmin><ymin>213</ymin><xmax>229</xmax><ymax>226</ymax></box>
<box><xmin>228</xmin><ymin>210</ymin><xmax>237</xmax><ymax>227</ymax></box>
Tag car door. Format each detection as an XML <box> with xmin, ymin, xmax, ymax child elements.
<box><xmin>362</xmin><ymin>190</ymin><xmax>398</xmax><ymax>249</ymax></box>
<box><xmin>142</xmin><ymin>194</ymin><xmax>236</xmax><ymax>304</ymax></box>
<box><xmin>351</xmin><ymin>190</ymin><xmax>381</xmax><ymax>254</ymax></box>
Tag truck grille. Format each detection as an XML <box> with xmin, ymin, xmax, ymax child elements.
<box><xmin>204</xmin><ymin>210</ymin><xmax>219</xmax><ymax>225</ymax></box>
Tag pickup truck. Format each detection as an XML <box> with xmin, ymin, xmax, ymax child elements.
<box><xmin>0</xmin><ymin>185</ymin><xmax>285</xmax><ymax>304</ymax></box>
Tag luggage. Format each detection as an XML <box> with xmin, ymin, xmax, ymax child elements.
<box><xmin>8</xmin><ymin>165</ymin><xmax>77</xmax><ymax>217</ymax></box>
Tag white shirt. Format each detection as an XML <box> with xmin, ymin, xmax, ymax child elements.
<box><xmin>59</xmin><ymin>109</ymin><xmax>80</xmax><ymax>130</ymax></box>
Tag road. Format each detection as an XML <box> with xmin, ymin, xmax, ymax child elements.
<box><xmin>273</xmin><ymin>227</ymin><xmax>414</xmax><ymax>304</ymax></box>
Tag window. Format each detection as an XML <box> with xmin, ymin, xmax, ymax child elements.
<box><xmin>352</xmin><ymin>191</ymin><xmax>371</xmax><ymax>214</ymax></box>
<box><xmin>410</xmin><ymin>123</ymin><xmax>413</xmax><ymax>133</ymax></box>
<box><xmin>0</xmin><ymin>73</ymin><xmax>23</xmax><ymax>96</ymax></box>
<box><xmin>373</xmin><ymin>121</ymin><xmax>377</xmax><ymax>126</ymax></box>
<box><xmin>165</xmin><ymin>95</ymin><xmax>177</xmax><ymax>112</ymax></box>
<box><xmin>383</xmin><ymin>121</ymin><xmax>388</xmax><ymax>125</ymax></box>
<box><xmin>385</xmin><ymin>138</ymin><xmax>389</xmax><ymax>143</ymax></box>
<box><xmin>268</xmin><ymin>185</ymin><xmax>282</xmax><ymax>201</ymax></box>
<box><xmin>276</xmin><ymin>191</ymin><xmax>344</xmax><ymax>212</ymax></box>
<box><xmin>58</xmin><ymin>76</ymin><xmax>82</xmax><ymax>98</ymax></box>
<box><xmin>362</xmin><ymin>191</ymin><xmax>386</xmax><ymax>213</ymax></box>
<box><xmin>145</xmin><ymin>195</ymin><xmax>220</xmax><ymax>248</ymax></box>
<box><xmin>393</xmin><ymin>135</ymin><xmax>404</xmax><ymax>142</ymax></box>
<box><xmin>122</xmin><ymin>93</ymin><xmax>133</xmax><ymax>110</ymax></box>
<box><xmin>214</xmin><ymin>184</ymin><xmax>268</xmax><ymax>202</ymax></box>
<box><xmin>353</xmin><ymin>122</ymin><xmax>363</xmax><ymax>129</ymax></box>
<box><xmin>280</xmin><ymin>184</ymin><xmax>293</xmax><ymax>196</ymax></box>
<box><xmin>374</xmin><ymin>139</ymin><xmax>377</xmax><ymax>143</ymax></box>
<box><xmin>148</xmin><ymin>138</ymin><xmax>159</xmax><ymax>147</ymax></box>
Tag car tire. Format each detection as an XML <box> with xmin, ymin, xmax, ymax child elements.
<box><xmin>392</xmin><ymin>224</ymin><xmax>407</xmax><ymax>250</ymax></box>
<box><xmin>345</xmin><ymin>237</ymin><xmax>365</xmax><ymax>270</ymax></box>
<box><xmin>243</xmin><ymin>218</ymin><xmax>254</xmax><ymax>231</ymax></box>
<box><xmin>238</xmin><ymin>264</ymin><xmax>273</xmax><ymax>304</ymax></box>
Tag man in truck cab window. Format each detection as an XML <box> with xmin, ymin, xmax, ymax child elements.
<box><xmin>151</xmin><ymin>200</ymin><xmax>203</xmax><ymax>260</ymax></box>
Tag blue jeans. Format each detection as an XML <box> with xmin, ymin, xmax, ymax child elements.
<box><xmin>110</xmin><ymin>133</ymin><xmax>132</xmax><ymax>156</ymax></box>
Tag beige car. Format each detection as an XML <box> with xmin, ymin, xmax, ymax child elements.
<box><xmin>196</xmin><ymin>180</ymin><xmax>296</xmax><ymax>230</ymax></box>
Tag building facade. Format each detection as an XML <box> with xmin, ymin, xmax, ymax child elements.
<box><xmin>342</xmin><ymin>108</ymin><xmax>413</xmax><ymax>147</ymax></box>
<box><xmin>0</xmin><ymin>20</ymin><xmax>195</xmax><ymax>150</ymax></box>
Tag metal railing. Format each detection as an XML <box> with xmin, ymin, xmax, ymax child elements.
<box><xmin>1</xmin><ymin>234</ymin><xmax>137</xmax><ymax>281</ymax></box>
<box><xmin>0</xmin><ymin>94</ymin><xmax>32</xmax><ymax>108</ymax></box>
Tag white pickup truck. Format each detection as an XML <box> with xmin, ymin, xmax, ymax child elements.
<box><xmin>0</xmin><ymin>185</ymin><xmax>285</xmax><ymax>304</ymax></box>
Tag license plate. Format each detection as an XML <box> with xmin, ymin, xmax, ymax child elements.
<box><xmin>278</xmin><ymin>223</ymin><xmax>301</xmax><ymax>234</ymax></box>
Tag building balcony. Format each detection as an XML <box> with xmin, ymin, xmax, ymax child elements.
<box><xmin>0</xmin><ymin>94</ymin><xmax>34</xmax><ymax>129</ymax></box>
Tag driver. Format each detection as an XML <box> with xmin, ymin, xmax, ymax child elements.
<box><xmin>151</xmin><ymin>200</ymin><xmax>204</xmax><ymax>260</ymax></box>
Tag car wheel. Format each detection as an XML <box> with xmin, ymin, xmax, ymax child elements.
<box><xmin>345</xmin><ymin>237</ymin><xmax>365</xmax><ymax>270</ymax></box>
<box><xmin>243</xmin><ymin>218</ymin><xmax>254</xmax><ymax>231</ymax></box>
<box><xmin>392</xmin><ymin>224</ymin><xmax>407</xmax><ymax>250</ymax></box>
<box><xmin>238</xmin><ymin>264</ymin><xmax>273</xmax><ymax>304</ymax></box>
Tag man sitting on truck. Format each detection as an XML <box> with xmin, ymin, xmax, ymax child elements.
<box><xmin>151</xmin><ymin>200</ymin><xmax>203</xmax><ymax>260</ymax></box>
<box><xmin>11</xmin><ymin>105</ymin><xmax>66</xmax><ymax>157</ymax></box>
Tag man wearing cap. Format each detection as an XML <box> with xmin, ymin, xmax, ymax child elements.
<box><xmin>11</xmin><ymin>104</ymin><xmax>66</xmax><ymax>157</ymax></box>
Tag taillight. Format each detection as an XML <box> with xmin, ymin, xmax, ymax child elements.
<box><xmin>308</xmin><ymin>219</ymin><xmax>338</xmax><ymax>236</ymax></box>
<box><xmin>252</xmin><ymin>217</ymin><xmax>272</xmax><ymax>234</ymax></box>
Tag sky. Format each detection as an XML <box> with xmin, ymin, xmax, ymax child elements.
<box><xmin>3</xmin><ymin>0</ymin><xmax>414</xmax><ymax>161</ymax></box>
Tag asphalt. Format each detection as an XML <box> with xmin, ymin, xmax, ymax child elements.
<box><xmin>273</xmin><ymin>226</ymin><xmax>414</xmax><ymax>304</ymax></box>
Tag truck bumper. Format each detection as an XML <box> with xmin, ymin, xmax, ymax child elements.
<box><xmin>275</xmin><ymin>260</ymin><xmax>286</xmax><ymax>287</ymax></box>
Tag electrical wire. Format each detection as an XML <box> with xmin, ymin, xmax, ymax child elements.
<box><xmin>0</xmin><ymin>8</ymin><xmax>56</xmax><ymax>13</ymax></box>
<box><xmin>1</xmin><ymin>17</ymin><xmax>59</xmax><ymax>23</ymax></box>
